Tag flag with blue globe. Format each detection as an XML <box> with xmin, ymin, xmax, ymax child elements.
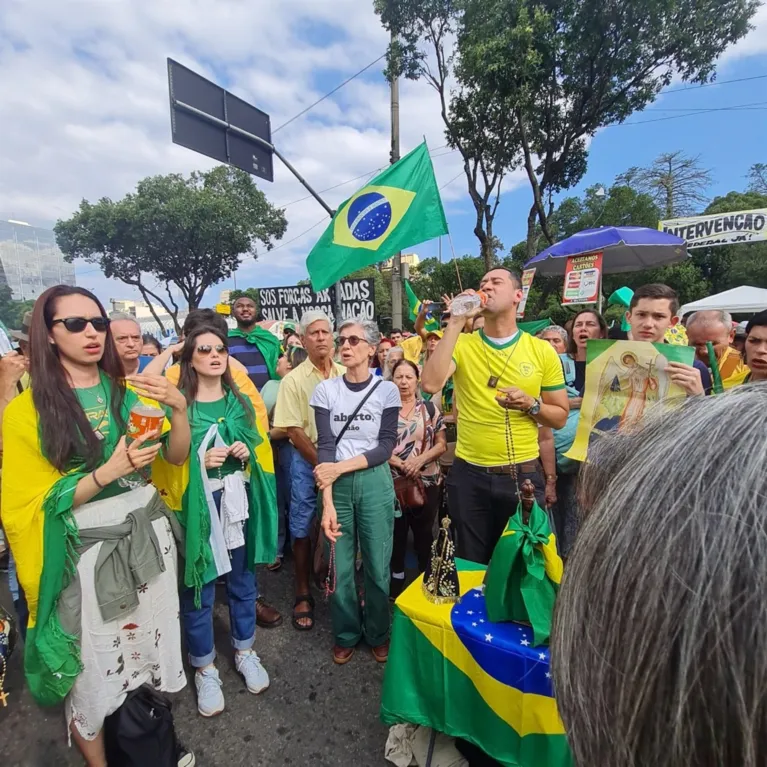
<box><xmin>307</xmin><ymin>142</ymin><xmax>449</xmax><ymax>291</ymax></box>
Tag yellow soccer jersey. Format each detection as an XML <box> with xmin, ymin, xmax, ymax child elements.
<box><xmin>452</xmin><ymin>330</ymin><xmax>565</xmax><ymax>466</ymax></box>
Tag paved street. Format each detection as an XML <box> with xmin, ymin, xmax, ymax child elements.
<box><xmin>0</xmin><ymin>562</ymin><xmax>392</xmax><ymax>767</ymax></box>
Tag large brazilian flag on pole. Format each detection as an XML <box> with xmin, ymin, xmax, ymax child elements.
<box><xmin>306</xmin><ymin>142</ymin><xmax>449</xmax><ymax>291</ymax></box>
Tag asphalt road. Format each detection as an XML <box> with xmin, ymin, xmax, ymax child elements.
<box><xmin>0</xmin><ymin>561</ymin><xmax>393</xmax><ymax>767</ymax></box>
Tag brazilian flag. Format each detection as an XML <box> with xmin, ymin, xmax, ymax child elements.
<box><xmin>405</xmin><ymin>280</ymin><xmax>440</xmax><ymax>332</ymax></box>
<box><xmin>307</xmin><ymin>142</ymin><xmax>449</xmax><ymax>291</ymax></box>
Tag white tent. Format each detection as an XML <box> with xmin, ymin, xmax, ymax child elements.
<box><xmin>680</xmin><ymin>285</ymin><xmax>767</xmax><ymax>316</ymax></box>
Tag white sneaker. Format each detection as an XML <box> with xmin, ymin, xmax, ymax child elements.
<box><xmin>235</xmin><ymin>650</ymin><xmax>270</xmax><ymax>694</ymax></box>
<box><xmin>195</xmin><ymin>666</ymin><xmax>225</xmax><ymax>717</ymax></box>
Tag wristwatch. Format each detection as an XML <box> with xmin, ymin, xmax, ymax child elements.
<box><xmin>526</xmin><ymin>397</ymin><xmax>542</xmax><ymax>416</ymax></box>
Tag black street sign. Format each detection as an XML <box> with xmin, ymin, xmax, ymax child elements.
<box><xmin>167</xmin><ymin>58</ymin><xmax>274</xmax><ymax>182</ymax></box>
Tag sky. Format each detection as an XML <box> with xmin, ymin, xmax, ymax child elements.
<box><xmin>1</xmin><ymin>0</ymin><xmax>766</xmax><ymax>309</ymax></box>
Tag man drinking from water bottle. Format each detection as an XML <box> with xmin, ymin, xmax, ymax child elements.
<box><xmin>421</xmin><ymin>269</ymin><xmax>568</xmax><ymax>565</ymax></box>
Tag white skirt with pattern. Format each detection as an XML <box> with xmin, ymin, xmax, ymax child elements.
<box><xmin>65</xmin><ymin>484</ymin><xmax>186</xmax><ymax>741</ymax></box>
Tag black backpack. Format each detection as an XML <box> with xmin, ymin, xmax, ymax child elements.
<box><xmin>104</xmin><ymin>684</ymin><xmax>178</xmax><ymax>767</ymax></box>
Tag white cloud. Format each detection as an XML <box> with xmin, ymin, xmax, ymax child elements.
<box><xmin>0</xmin><ymin>0</ymin><xmax>467</xmax><ymax>305</ymax></box>
<box><xmin>721</xmin><ymin>3</ymin><xmax>767</xmax><ymax>60</ymax></box>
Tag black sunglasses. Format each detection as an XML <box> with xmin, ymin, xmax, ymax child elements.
<box><xmin>336</xmin><ymin>335</ymin><xmax>367</xmax><ymax>348</ymax></box>
<box><xmin>197</xmin><ymin>344</ymin><xmax>228</xmax><ymax>355</ymax></box>
<box><xmin>52</xmin><ymin>316</ymin><xmax>110</xmax><ymax>333</ymax></box>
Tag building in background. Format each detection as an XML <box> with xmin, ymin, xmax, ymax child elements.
<box><xmin>109</xmin><ymin>298</ymin><xmax>189</xmax><ymax>340</ymax></box>
<box><xmin>381</xmin><ymin>252</ymin><xmax>420</xmax><ymax>273</ymax></box>
<box><xmin>0</xmin><ymin>219</ymin><xmax>76</xmax><ymax>299</ymax></box>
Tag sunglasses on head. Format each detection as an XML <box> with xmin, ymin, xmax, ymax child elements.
<box><xmin>52</xmin><ymin>316</ymin><xmax>110</xmax><ymax>333</ymax></box>
<box><xmin>336</xmin><ymin>335</ymin><xmax>367</xmax><ymax>348</ymax></box>
<box><xmin>196</xmin><ymin>344</ymin><xmax>228</xmax><ymax>355</ymax></box>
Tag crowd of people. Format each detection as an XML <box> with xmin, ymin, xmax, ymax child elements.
<box><xmin>1</xmin><ymin>271</ymin><xmax>767</xmax><ymax>766</ymax></box>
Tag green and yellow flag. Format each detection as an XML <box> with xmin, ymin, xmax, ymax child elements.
<box><xmin>307</xmin><ymin>143</ymin><xmax>449</xmax><ymax>291</ymax></box>
<box><xmin>404</xmin><ymin>280</ymin><xmax>440</xmax><ymax>332</ymax></box>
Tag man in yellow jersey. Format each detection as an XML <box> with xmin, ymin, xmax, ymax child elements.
<box><xmin>422</xmin><ymin>269</ymin><xmax>568</xmax><ymax>564</ymax></box>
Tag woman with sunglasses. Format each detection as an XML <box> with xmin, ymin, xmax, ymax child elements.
<box><xmin>311</xmin><ymin>318</ymin><xmax>400</xmax><ymax>664</ymax></box>
<box><xmin>1</xmin><ymin>286</ymin><xmax>191</xmax><ymax>767</ymax></box>
<box><xmin>163</xmin><ymin>325</ymin><xmax>277</xmax><ymax>717</ymax></box>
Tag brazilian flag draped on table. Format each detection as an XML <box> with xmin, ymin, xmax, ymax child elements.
<box><xmin>381</xmin><ymin>560</ymin><xmax>572</xmax><ymax>767</ymax></box>
<box><xmin>306</xmin><ymin>142</ymin><xmax>449</xmax><ymax>291</ymax></box>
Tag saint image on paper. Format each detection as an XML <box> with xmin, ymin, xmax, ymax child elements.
<box><xmin>565</xmin><ymin>340</ymin><xmax>694</xmax><ymax>462</ymax></box>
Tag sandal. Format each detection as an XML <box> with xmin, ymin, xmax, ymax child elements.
<box><xmin>291</xmin><ymin>594</ymin><xmax>315</xmax><ymax>631</ymax></box>
<box><xmin>266</xmin><ymin>558</ymin><xmax>283</xmax><ymax>572</ymax></box>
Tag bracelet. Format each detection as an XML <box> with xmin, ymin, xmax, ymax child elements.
<box><xmin>92</xmin><ymin>469</ymin><xmax>106</xmax><ymax>489</ymax></box>
<box><xmin>545</xmin><ymin>474</ymin><xmax>557</xmax><ymax>482</ymax></box>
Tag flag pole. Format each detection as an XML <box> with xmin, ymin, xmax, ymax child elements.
<box><xmin>390</xmin><ymin>28</ymin><xmax>403</xmax><ymax>330</ymax></box>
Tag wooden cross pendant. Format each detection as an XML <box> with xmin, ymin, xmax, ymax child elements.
<box><xmin>0</xmin><ymin>689</ymin><xmax>9</xmax><ymax>707</ymax></box>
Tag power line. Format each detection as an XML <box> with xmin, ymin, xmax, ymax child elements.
<box><xmin>279</xmin><ymin>143</ymin><xmax>453</xmax><ymax>208</ymax></box>
<box><xmin>660</xmin><ymin>73</ymin><xmax>767</xmax><ymax>95</ymax></box>
<box><xmin>266</xmin><ymin>217</ymin><xmax>328</xmax><ymax>253</ymax></box>
<box><xmin>607</xmin><ymin>101</ymin><xmax>767</xmax><ymax>127</ymax></box>
<box><xmin>440</xmin><ymin>171</ymin><xmax>465</xmax><ymax>191</ymax></box>
<box><xmin>273</xmin><ymin>54</ymin><xmax>387</xmax><ymax>134</ymax></box>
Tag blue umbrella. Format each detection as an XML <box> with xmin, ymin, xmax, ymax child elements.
<box><xmin>524</xmin><ymin>226</ymin><xmax>687</xmax><ymax>276</ymax></box>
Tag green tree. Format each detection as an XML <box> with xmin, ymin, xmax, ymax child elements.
<box><xmin>451</xmin><ymin>0</ymin><xmax>758</xmax><ymax>258</ymax></box>
<box><xmin>0</xmin><ymin>285</ymin><xmax>34</xmax><ymax>331</ymax></box>
<box><xmin>409</xmin><ymin>255</ymin><xmax>488</xmax><ymax>302</ymax></box>
<box><xmin>375</xmin><ymin>0</ymin><xmax>521</xmax><ymax>269</ymax></box>
<box><xmin>693</xmin><ymin>190</ymin><xmax>767</xmax><ymax>292</ymax></box>
<box><xmin>55</xmin><ymin>167</ymin><xmax>287</xmax><ymax>333</ymax></box>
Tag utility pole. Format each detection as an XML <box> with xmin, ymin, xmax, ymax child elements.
<box><xmin>390</xmin><ymin>29</ymin><xmax>403</xmax><ymax>329</ymax></box>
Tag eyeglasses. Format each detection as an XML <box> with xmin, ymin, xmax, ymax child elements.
<box><xmin>197</xmin><ymin>344</ymin><xmax>228</xmax><ymax>355</ymax></box>
<box><xmin>336</xmin><ymin>335</ymin><xmax>367</xmax><ymax>348</ymax></box>
<box><xmin>51</xmin><ymin>316</ymin><xmax>110</xmax><ymax>333</ymax></box>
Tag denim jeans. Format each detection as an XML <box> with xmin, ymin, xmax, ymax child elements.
<box><xmin>8</xmin><ymin>551</ymin><xmax>28</xmax><ymax>640</ymax></box>
<box><xmin>275</xmin><ymin>440</ymin><xmax>294</xmax><ymax>556</ymax></box>
<box><xmin>181</xmin><ymin>490</ymin><xmax>258</xmax><ymax>667</ymax></box>
<box><xmin>289</xmin><ymin>448</ymin><xmax>317</xmax><ymax>540</ymax></box>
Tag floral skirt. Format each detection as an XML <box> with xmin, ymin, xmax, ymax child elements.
<box><xmin>65</xmin><ymin>485</ymin><xmax>185</xmax><ymax>741</ymax></box>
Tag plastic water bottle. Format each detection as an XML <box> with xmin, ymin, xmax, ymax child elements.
<box><xmin>450</xmin><ymin>291</ymin><xmax>486</xmax><ymax>317</ymax></box>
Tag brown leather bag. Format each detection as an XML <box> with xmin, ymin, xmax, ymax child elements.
<box><xmin>393</xmin><ymin>402</ymin><xmax>431</xmax><ymax>510</ymax></box>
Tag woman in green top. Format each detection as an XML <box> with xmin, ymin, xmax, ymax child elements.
<box><xmin>2</xmin><ymin>285</ymin><xmax>191</xmax><ymax>767</ymax></box>
<box><xmin>177</xmin><ymin>324</ymin><xmax>274</xmax><ymax>717</ymax></box>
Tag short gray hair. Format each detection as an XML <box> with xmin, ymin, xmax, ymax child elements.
<box><xmin>537</xmin><ymin>325</ymin><xmax>568</xmax><ymax>344</ymax></box>
<box><xmin>338</xmin><ymin>317</ymin><xmax>380</xmax><ymax>347</ymax></box>
<box><xmin>299</xmin><ymin>310</ymin><xmax>333</xmax><ymax>335</ymax></box>
<box><xmin>109</xmin><ymin>312</ymin><xmax>140</xmax><ymax>329</ymax></box>
<box><xmin>552</xmin><ymin>383</ymin><xmax>767</xmax><ymax>767</ymax></box>
<box><xmin>687</xmin><ymin>309</ymin><xmax>733</xmax><ymax>331</ymax></box>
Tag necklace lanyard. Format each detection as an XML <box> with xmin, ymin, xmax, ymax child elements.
<box><xmin>481</xmin><ymin>332</ymin><xmax>521</xmax><ymax>389</ymax></box>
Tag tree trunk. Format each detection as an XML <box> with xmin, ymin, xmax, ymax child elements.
<box><xmin>525</xmin><ymin>205</ymin><xmax>539</xmax><ymax>262</ymax></box>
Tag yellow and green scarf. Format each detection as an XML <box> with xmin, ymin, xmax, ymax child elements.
<box><xmin>1</xmin><ymin>376</ymin><xmax>136</xmax><ymax>705</ymax></box>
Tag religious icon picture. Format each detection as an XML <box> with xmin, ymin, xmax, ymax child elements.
<box><xmin>565</xmin><ymin>339</ymin><xmax>695</xmax><ymax>463</ymax></box>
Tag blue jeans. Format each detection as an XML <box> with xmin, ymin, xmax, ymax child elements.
<box><xmin>289</xmin><ymin>449</ymin><xmax>317</xmax><ymax>540</ymax></box>
<box><xmin>181</xmin><ymin>490</ymin><xmax>257</xmax><ymax>667</ymax></box>
<box><xmin>275</xmin><ymin>440</ymin><xmax>294</xmax><ymax>556</ymax></box>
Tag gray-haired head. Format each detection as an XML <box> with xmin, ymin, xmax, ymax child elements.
<box><xmin>109</xmin><ymin>312</ymin><xmax>140</xmax><ymax>328</ymax></box>
<box><xmin>687</xmin><ymin>309</ymin><xmax>733</xmax><ymax>331</ymax></box>
<box><xmin>338</xmin><ymin>317</ymin><xmax>380</xmax><ymax>347</ymax></box>
<box><xmin>537</xmin><ymin>325</ymin><xmax>568</xmax><ymax>344</ymax></box>
<box><xmin>299</xmin><ymin>310</ymin><xmax>333</xmax><ymax>336</ymax></box>
<box><xmin>383</xmin><ymin>345</ymin><xmax>405</xmax><ymax>380</ymax></box>
<box><xmin>552</xmin><ymin>383</ymin><xmax>767</xmax><ymax>767</ymax></box>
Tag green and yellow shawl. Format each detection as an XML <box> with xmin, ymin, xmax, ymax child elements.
<box><xmin>153</xmin><ymin>387</ymin><xmax>277</xmax><ymax>603</ymax></box>
<box><xmin>1</xmin><ymin>376</ymin><xmax>139</xmax><ymax>705</ymax></box>
<box><xmin>228</xmin><ymin>325</ymin><xmax>282</xmax><ymax>381</ymax></box>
